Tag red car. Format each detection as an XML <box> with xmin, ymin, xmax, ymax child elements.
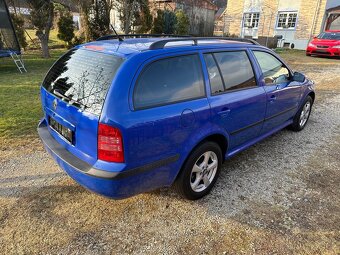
<box><xmin>306</xmin><ymin>30</ymin><xmax>340</xmax><ymax>57</ymax></box>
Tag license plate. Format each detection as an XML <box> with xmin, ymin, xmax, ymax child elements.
<box><xmin>49</xmin><ymin>117</ymin><xmax>73</xmax><ymax>143</ymax></box>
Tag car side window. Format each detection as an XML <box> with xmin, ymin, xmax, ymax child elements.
<box><xmin>134</xmin><ymin>54</ymin><xmax>205</xmax><ymax>110</ymax></box>
<box><xmin>203</xmin><ymin>54</ymin><xmax>224</xmax><ymax>94</ymax></box>
<box><xmin>206</xmin><ymin>51</ymin><xmax>257</xmax><ymax>94</ymax></box>
<box><xmin>253</xmin><ymin>51</ymin><xmax>290</xmax><ymax>85</ymax></box>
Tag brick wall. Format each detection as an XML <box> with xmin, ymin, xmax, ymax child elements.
<box><xmin>224</xmin><ymin>0</ymin><xmax>327</xmax><ymax>40</ymax></box>
<box><xmin>224</xmin><ymin>0</ymin><xmax>244</xmax><ymax>36</ymax></box>
<box><xmin>257</xmin><ymin>0</ymin><xmax>278</xmax><ymax>38</ymax></box>
<box><xmin>295</xmin><ymin>0</ymin><xmax>327</xmax><ymax>40</ymax></box>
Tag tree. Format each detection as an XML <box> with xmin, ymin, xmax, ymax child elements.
<box><xmin>113</xmin><ymin>0</ymin><xmax>133</xmax><ymax>34</ymax></box>
<box><xmin>152</xmin><ymin>10</ymin><xmax>164</xmax><ymax>34</ymax></box>
<box><xmin>27</xmin><ymin>0</ymin><xmax>54</xmax><ymax>58</ymax></box>
<box><xmin>69</xmin><ymin>0</ymin><xmax>92</xmax><ymax>42</ymax></box>
<box><xmin>175</xmin><ymin>10</ymin><xmax>189</xmax><ymax>35</ymax></box>
<box><xmin>57</xmin><ymin>11</ymin><xmax>75</xmax><ymax>47</ymax></box>
<box><xmin>114</xmin><ymin>0</ymin><xmax>152</xmax><ymax>34</ymax></box>
<box><xmin>163</xmin><ymin>10</ymin><xmax>177</xmax><ymax>34</ymax></box>
<box><xmin>10</xmin><ymin>14</ymin><xmax>28</xmax><ymax>49</ymax></box>
<box><xmin>134</xmin><ymin>0</ymin><xmax>152</xmax><ymax>33</ymax></box>
<box><xmin>152</xmin><ymin>10</ymin><xmax>177</xmax><ymax>34</ymax></box>
<box><xmin>88</xmin><ymin>0</ymin><xmax>114</xmax><ymax>40</ymax></box>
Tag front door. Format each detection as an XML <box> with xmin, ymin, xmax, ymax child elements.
<box><xmin>251</xmin><ymin>50</ymin><xmax>302</xmax><ymax>134</ymax></box>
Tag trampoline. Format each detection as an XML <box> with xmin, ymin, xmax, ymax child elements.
<box><xmin>0</xmin><ymin>0</ymin><xmax>26</xmax><ymax>72</ymax></box>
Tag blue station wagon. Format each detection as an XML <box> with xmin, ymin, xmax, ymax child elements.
<box><xmin>38</xmin><ymin>36</ymin><xmax>315</xmax><ymax>200</ymax></box>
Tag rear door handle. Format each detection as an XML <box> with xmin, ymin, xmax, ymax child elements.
<box><xmin>218</xmin><ymin>108</ymin><xmax>231</xmax><ymax>118</ymax></box>
<box><xmin>269</xmin><ymin>95</ymin><xmax>277</xmax><ymax>103</ymax></box>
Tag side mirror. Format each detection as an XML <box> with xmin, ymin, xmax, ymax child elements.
<box><xmin>292</xmin><ymin>72</ymin><xmax>306</xmax><ymax>83</ymax></box>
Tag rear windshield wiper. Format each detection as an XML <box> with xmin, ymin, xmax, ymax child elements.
<box><xmin>53</xmin><ymin>89</ymin><xmax>87</xmax><ymax>111</ymax></box>
<box><xmin>53</xmin><ymin>89</ymin><xmax>71</xmax><ymax>102</ymax></box>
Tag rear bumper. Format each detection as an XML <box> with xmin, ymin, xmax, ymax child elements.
<box><xmin>306</xmin><ymin>47</ymin><xmax>340</xmax><ymax>56</ymax></box>
<box><xmin>38</xmin><ymin>120</ymin><xmax>178</xmax><ymax>198</ymax></box>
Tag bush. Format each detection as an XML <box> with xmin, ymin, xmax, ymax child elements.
<box><xmin>11</xmin><ymin>14</ymin><xmax>28</xmax><ymax>49</ymax></box>
<box><xmin>152</xmin><ymin>10</ymin><xmax>177</xmax><ymax>34</ymax></box>
<box><xmin>175</xmin><ymin>10</ymin><xmax>189</xmax><ymax>35</ymax></box>
<box><xmin>57</xmin><ymin>12</ymin><xmax>75</xmax><ymax>47</ymax></box>
<box><xmin>71</xmin><ymin>35</ymin><xmax>85</xmax><ymax>47</ymax></box>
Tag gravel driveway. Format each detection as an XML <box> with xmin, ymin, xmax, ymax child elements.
<box><xmin>1</xmin><ymin>52</ymin><xmax>339</xmax><ymax>255</ymax></box>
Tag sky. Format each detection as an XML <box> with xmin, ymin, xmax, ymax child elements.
<box><xmin>326</xmin><ymin>0</ymin><xmax>340</xmax><ymax>9</ymax></box>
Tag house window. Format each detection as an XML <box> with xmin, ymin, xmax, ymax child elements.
<box><xmin>243</xmin><ymin>13</ymin><xmax>260</xmax><ymax>28</ymax></box>
<box><xmin>277</xmin><ymin>12</ymin><xmax>298</xmax><ymax>29</ymax></box>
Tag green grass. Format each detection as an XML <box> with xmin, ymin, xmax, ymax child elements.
<box><xmin>26</xmin><ymin>29</ymin><xmax>66</xmax><ymax>49</ymax></box>
<box><xmin>0</xmin><ymin>49</ymin><xmax>66</xmax><ymax>147</ymax></box>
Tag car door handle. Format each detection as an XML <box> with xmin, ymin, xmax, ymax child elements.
<box><xmin>269</xmin><ymin>95</ymin><xmax>277</xmax><ymax>103</ymax></box>
<box><xmin>218</xmin><ymin>108</ymin><xmax>231</xmax><ymax>118</ymax></box>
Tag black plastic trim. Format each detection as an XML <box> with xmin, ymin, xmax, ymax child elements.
<box><xmin>38</xmin><ymin>120</ymin><xmax>179</xmax><ymax>180</ymax></box>
<box><xmin>230</xmin><ymin>106</ymin><xmax>297</xmax><ymax>135</ymax></box>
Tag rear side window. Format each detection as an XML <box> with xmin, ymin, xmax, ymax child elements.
<box><xmin>43</xmin><ymin>49</ymin><xmax>124</xmax><ymax>115</ymax></box>
<box><xmin>134</xmin><ymin>54</ymin><xmax>205</xmax><ymax>110</ymax></box>
<box><xmin>203</xmin><ymin>54</ymin><xmax>224</xmax><ymax>94</ymax></box>
<box><xmin>205</xmin><ymin>51</ymin><xmax>257</xmax><ymax>95</ymax></box>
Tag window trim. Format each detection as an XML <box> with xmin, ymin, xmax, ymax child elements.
<box><xmin>251</xmin><ymin>50</ymin><xmax>293</xmax><ymax>86</ymax></box>
<box><xmin>132</xmin><ymin>53</ymin><xmax>207</xmax><ymax>111</ymax></box>
<box><xmin>203</xmin><ymin>50</ymin><xmax>259</xmax><ymax>96</ymax></box>
<box><xmin>276</xmin><ymin>11</ymin><xmax>298</xmax><ymax>30</ymax></box>
<box><xmin>243</xmin><ymin>12</ymin><xmax>260</xmax><ymax>29</ymax></box>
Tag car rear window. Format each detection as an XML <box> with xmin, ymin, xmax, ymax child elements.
<box><xmin>43</xmin><ymin>48</ymin><xmax>124</xmax><ymax>115</ymax></box>
<box><xmin>133</xmin><ymin>54</ymin><xmax>205</xmax><ymax>110</ymax></box>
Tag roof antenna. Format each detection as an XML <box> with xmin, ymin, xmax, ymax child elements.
<box><xmin>110</xmin><ymin>24</ymin><xmax>124</xmax><ymax>42</ymax></box>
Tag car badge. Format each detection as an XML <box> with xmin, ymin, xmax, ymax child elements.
<box><xmin>53</xmin><ymin>99</ymin><xmax>58</xmax><ymax>111</ymax></box>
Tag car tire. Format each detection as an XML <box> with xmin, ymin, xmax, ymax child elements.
<box><xmin>289</xmin><ymin>95</ymin><xmax>313</xmax><ymax>131</ymax></box>
<box><xmin>174</xmin><ymin>142</ymin><xmax>222</xmax><ymax>200</ymax></box>
<box><xmin>306</xmin><ymin>53</ymin><xmax>311</xmax><ymax>56</ymax></box>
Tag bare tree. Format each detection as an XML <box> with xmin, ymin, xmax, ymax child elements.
<box><xmin>113</xmin><ymin>0</ymin><xmax>142</xmax><ymax>34</ymax></box>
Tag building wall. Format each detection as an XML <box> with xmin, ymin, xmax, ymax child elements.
<box><xmin>224</xmin><ymin>0</ymin><xmax>245</xmax><ymax>36</ymax></box>
<box><xmin>183</xmin><ymin>4</ymin><xmax>216</xmax><ymax>36</ymax></box>
<box><xmin>150</xmin><ymin>0</ymin><xmax>217</xmax><ymax>36</ymax></box>
<box><xmin>223</xmin><ymin>0</ymin><xmax>328</xmax><ymax>49</ymax></box>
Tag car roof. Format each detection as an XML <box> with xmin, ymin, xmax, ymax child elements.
<box><xmin>76</xmin><ymin>37</ymin><xmax>263</xmax><ymax>58</ymax></box>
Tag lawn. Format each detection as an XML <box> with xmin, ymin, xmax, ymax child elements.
<box><xmin>0</xmin><ymin>49</ymin><xmax>66</xmax><ymax>149</ymax></box>
<box><xmin>25</xmin><ymin>29</ymin><xmax>66</xmax><ymax>49</ymax></box>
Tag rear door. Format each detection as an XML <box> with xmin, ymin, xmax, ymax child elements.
<box><xmin>41</xmin><ymin>48</ymin><xmax>124</xmax><ymax>164</ymax></box>
<box><xmin>251</xmin><ymin>50</ymin><xmax>302</xmax><ymax>134</ymax></box>
<box><xmin>125</xmin><ymin>53</ymin><xmax>211</xmax><ymax>172</ymax></box>
<box><xmin>203</xmin><ymin>50</ymin><xmax>267</xmax><ymax>151</ymax></box>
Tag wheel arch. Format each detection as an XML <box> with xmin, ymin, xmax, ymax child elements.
<box><xmin>173</xmin><ymin>132</ymin><xmax>229</xmax><ymax>183</ymax></box>
<box><xmin>308</xmin><ymin>91</ymin><xmax>315</xmax><ymax>103</ymax></box>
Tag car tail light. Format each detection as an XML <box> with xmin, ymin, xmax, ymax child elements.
<box><xmin>98</xmin><ymin>123</ymin><xmax>124</xmax><ymax>163</ymax></box>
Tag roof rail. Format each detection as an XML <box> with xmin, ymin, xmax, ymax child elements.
<box><xmin>96</xmin><ymin>34</ymin><xmax>191</xmax><ymax>41</ymax></box>
<box><xmin>149</xmin><ymin>37</ymin><xmax>260</xmax><ymax>50</ymax></box>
